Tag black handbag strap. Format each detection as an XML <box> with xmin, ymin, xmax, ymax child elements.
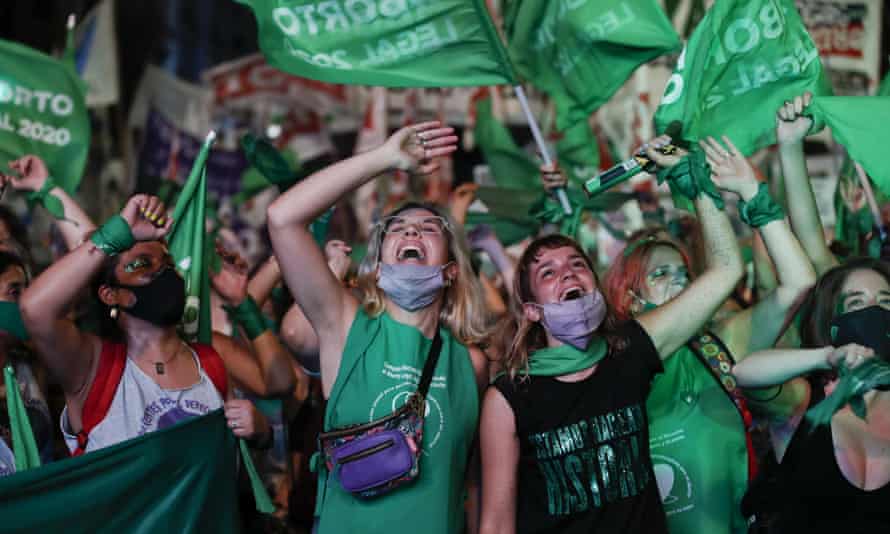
<box><xmin>416</xmin><ymin>330</ymin><xmax>443</xmax><ymax>400</ymax></box>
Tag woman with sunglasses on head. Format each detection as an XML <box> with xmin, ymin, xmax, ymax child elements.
<box><xmin>733</xmin><ymin>257</ymin><xmax>890</xmax><ymax>533</ymax></box>
<box><xmin>600</xmin><ymin>137</ymin><xmax>815</xmax><ymax>534</ymax></box>
<box><xmin>267</xmin><ymin>122</ymin><xmax>491</xmax><ymax>534</ymax></box>
<box><xmin>478</xmin><ymin>140</ymin><xmax>746</xmax><ymax>534</ymax></box>
<box><xmin>19</xmin><ymin>194</ymin><xmax>295</xmax><ymax>456</ymax></box>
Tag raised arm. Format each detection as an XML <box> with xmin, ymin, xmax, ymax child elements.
<box><xmin>19</xmin><ymin>195</ymin><xmax>169</xmax><ymax>394</ymax></box>
<box><xmin>210</xmin><ymin>245</ymin><xmax>296</xmax><ymax>397</ymax></box>
<box><xmin>266</xmin><ymin>122</ymin><xmax>457</xmax><ymax>396</ymax></box>
<box><xmin>246</xmin><ymin>254</ymin><xmax>282</xmax><ymax>309</ymax></box>
<box><xmin>4</xmin><ymin>155</ymin><xmax>96</xmax><ymax>250</ymax></box>
<box><xmin>637</xmin><ymin>141</ymin><xmax>745</xmax><ymax>358</ymax></box>
<box><xmin>706</xmin><ymin>136</ymin><xmax>816</xmax><ymax>359</ymax></box>
<box><xmin>776</xmin><ymin>93</ymin><xmax>838</xmax><ymax>275</ymax></box>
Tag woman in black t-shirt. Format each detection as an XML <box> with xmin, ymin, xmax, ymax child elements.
<box><xmin>478</xmin><ymin>152</ymin><xmax>745</xmax><ymax>534</ymax></box>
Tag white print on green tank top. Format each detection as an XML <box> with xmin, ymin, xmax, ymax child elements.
<box><xmin>528</xmin><ymin>403</ymin><xmax>650</xmax><ymax>516</ymax></box>
<box><xmin>368</xmin><ymin>362</ymin><xmax>447</xmax><ymax>453</ymax></box>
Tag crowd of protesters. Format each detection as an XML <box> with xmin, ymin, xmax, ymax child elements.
<box><xmin>0</xmin><ymin>92</ymin><xmax>888</xmax><ymax>534</ymax></box>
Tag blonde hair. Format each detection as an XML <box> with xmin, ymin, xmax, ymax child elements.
<box><xmin>356</xmin><ymin>202</ymin><xmax>492</xmax><ymax>346</ymax></box>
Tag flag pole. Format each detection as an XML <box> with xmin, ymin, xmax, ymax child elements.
<box><xmin>513</xmin><ymin>85</ymin><xmax>573</xmax><ymax>215</ymax></box>
<box><xmin>854</xmin><ymin>162</ymin><xmax>887</xmax><ymax>241</ymax></box>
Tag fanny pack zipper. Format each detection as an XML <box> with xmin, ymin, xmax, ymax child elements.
<box><xmin>338</xmin><ymin>438</ymin><xmax>395</xmax><ymax>464</ymax></box>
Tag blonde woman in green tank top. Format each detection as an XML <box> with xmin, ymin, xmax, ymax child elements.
<box><xmin>268</xmin><ymin>122</ymin><xmax>491</xmax><ymax>534</ymax></box>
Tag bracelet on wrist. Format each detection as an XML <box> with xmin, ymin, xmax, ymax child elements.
<box><xmin>738</xmin><ymin>183</ymin><xmax>785</xmax><ymax>228</ymax></box>
<box><xmin>89</xmin><ymin>215</ymin><xmax>135</xmax><ymax>256</ymax></box>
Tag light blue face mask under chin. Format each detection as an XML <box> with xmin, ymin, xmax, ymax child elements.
<box><xmin>377</xmin><ymin>262</ymin><xmax>447</xmax><ymax>312</ymax></box>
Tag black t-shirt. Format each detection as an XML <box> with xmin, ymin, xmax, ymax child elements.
<box><xmin>493</xmin><ymin>320</ymin><xmax>666</xmax><ymax>534</ymax></box>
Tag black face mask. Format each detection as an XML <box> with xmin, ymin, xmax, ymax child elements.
<box><xmin>830</xmin><ymin>305</ymin><xmax>890</xmax><ymax>361</ymax></box>
<box><xmin>118</xmin><ymin>266</ymin><xmax>186</xmax><ymax>327</ymax></box>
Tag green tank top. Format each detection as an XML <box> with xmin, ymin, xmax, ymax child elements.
<box><xmin>646</xmin><ymin>341</ymin><xmax>748</xmax><ymax>534</ymax></box>
<box><xmin>316</xmin><ymin>308</ymin><xmax>479</xmax><ymax>534</ymax></box>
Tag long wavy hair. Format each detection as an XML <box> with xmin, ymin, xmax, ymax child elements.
<box><xmin>603</xmin><ymin>235</ymin><xmax>693</xmax><ymax>323</ymax></box>
<box><xmin>356</xmin><ymin>202</ymin><xmax>492</xmax><ymax>346</ymax></box>
<box><xmin>505</xmin><ymin>234</ymin><xmax>623</xmax><ymax>379</ymax></box>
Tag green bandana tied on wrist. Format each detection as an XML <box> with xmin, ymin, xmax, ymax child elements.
<box><xmin>525</xmin><ymin>336</ymin><xmax>608</xmax><ymax>377</ymax></box>
<box><xmin>738</xmin><ymin>183</ymin><xmax>785</xmax><ymax>228</ymax></box>
<box><xmin>90</xmin><ymin>215</ymin><xmax>135</xmax><ymax>256</ymax></box>
<box><xmin>223</xmin><ymin>296</ymin><xmax>267</xmax><ymax>341</ymax></box>
<box><xmin>26</xmin><ymin>176</ymin><xmax>67</xmax><ymax>221</ymax></box>
<box><xmin>805</xmin><ymin>358</ymin><xmax>890</xmax><ymax>428</ymax></box>
<box><xmin>657</xmin><ymin>150</ymin><xmax>724</xmax><ymax>210</ymax></box>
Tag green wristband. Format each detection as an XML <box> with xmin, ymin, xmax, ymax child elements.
<box><xmin>738</xmin><ymin>183</ymin><xmax>785</xmax><ymax>228</ymax></box>
<box><xmin>656</xmin><ymin>150</ymin><xmax>725</xmax><ymax>210</ymax></box>
<box><xmin>90</xmin><ymin>215</ymin><xmax>135</xmax><ymax>256</ymax></box>
<box><xmin>223</xmin><ymin>296</ymin><xmax>267</xmax><ymax>341</ymax></box>
<box><xmin>26</xmin><ymin>176</ymin><xmax>67</xmax><ymax>220</ymax></box>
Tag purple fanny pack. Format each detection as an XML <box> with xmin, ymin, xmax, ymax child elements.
<box><xmin>318</xmin><ymin>332</ymin><xmax>441</xmax><ymax>499</ymax></box>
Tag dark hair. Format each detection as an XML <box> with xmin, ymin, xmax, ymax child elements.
<box><xmin>0</xmin><ymin>250</ymin><xmax>28</xmax><ymax>284</ymax></box>
<box><xmin>89</xmin><ymin>252</ymin><xmax>126</xmax><ymax>342</ymax></box>
<box><xmin>505</xmin><ymin>234</ymin><xmax>624</xmax><ymax>378</ymax></box>
<box><xmin>799</xmin><ymin>257</ymin><xmax>890</xmax><ymax>348</ymax></box>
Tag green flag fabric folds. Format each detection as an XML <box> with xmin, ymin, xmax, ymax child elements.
<box><xmin>238</xmin><ymin>0</ymin><xmax>517</xmax><ymax>87</ymax></box>
<box><xmin>505</xmin><ymin>0</ymin><xmax>680</xmax><ymax>130</ymax></box>
<box><xmin>809</xmin><ymin>96</ymin><xmax>890</xmax><ymax>199</ymax></box>
<box><xmin>0</xmin><ymin>411</ymin><xmax>239</xmax><ymax>534</ymax></box>
<box><xmin>0</xmin><ymin>39</ymin><xmax>90</xmax><ymax>193</ymax></box>
<box><xmin>3</xmin><ymin>366</ymin><xmax>40</xmax><ymax>473</ymax></box>
<box><xmin>473</xmin><ymin>97</ymin><xmax>539</xmax><ymax>191</ymax></box>
<box><xmin>556</xmin><ymin>120</ymin><xmax>600</xmax><ymax>187</ymax></box>
<box><xmin>169</xmin><ymin>132</ymin><xmax>215</xmax><ymax>345</ymax></box>
<box><xmin>654</xmin><ymin>0</ymin><xmax>830</xmax><ymax>155</ymax></box>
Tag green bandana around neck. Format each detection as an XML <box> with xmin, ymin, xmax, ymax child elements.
<box><xmin>0</xmin><ymin>301</ymin><xmax>28</xmax><ymax>341</ymax></box>
<box><xmin>526</xmin><ymin>336</ymin><xmax>608</xmax><ymax>377</ymax></box>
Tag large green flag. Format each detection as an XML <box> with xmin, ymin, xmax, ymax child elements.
<box><xmin>169</xmin><ymin>132</ymin><xmax>215</xmax><ymax>345</ymax></box>
<box><xmin>237</xmin><ymin>0</ymin><xmax>517</xmax><ymax>87</ymax></box>
<box><xmin>505</xmin><ymin>0</ymin><xmax>680</xmax><ymax>130</ymax></box>
<box><xmin>810</xmin><ymin>96</ymin><xmax>890</xmax><ymax>199</ymax></box>
<box><xmin>654</xmin><ymin>0</ymin><xmax>831</xmax><ymax>155</ymax></box>
<box><xmin>0</xmin><ymin>39</ymin><xmax>90</xmax><ymax>193</ymax></box>
<box><xmin>556</xmin><ymin>120</ymin><xmax>599</xmax><ymax>187</ymax></box>
<box><xmin>473</xmin><ymin>97</ymin><xmax>539</xmax><ymax>191</ymax></box>
<box><xmin>0</xmin><ymin>411</ymin><xmax>239</xmax><ymax>534</ymax></box>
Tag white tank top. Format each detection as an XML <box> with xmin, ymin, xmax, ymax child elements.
<box><xmin>61</xmin><ymin>348</ymin><xmax>224</xmax><ymax>454</ymax></box>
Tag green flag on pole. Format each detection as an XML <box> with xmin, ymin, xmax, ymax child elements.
<box><xmin>236</xmin><ymin>0</ymin><xmax>517</xmax><ymax>87</ymax></box>
<box><xmin>504</xmin><ymin>0</ymin><xmax>680</xmax><ymax>130</ymax></box>
<box><xmin>556</xmin><ymin>120</ymin><xmax>600</xmax><ymax>188</ymax></box>
<box><xmin>0</xmin><ymin>39</ymin><xmax>90</xmax><ymax>194</ymax></box>
<box><xmin>168</xmin><ymin>132</ymin><xmax>215</xmax><ymax>346</ymax></box>
<box><xmin>654</xmin><ymin>0</ymin><xmax>831</xmax><ymax>155</ymax></box>
<box><xmin>3</xmin><ymin>366</ymin><xmax>40</xmax><ymax>473</ymax></box>
<box><xmin>809</xmin><ymin>96</ymin><xmax>890</xmax><ymax>199</ymax></box>
<box><xmin>0</xmin><ymin>411</ymin><xmax>240</xmax><ymax>534</ymax></box>
<box><xmin>473</xmin><ymin>97</ymin><xmax>539</xmax><ymax>191</ymax></box>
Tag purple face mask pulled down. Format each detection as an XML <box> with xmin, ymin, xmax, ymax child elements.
<box><xmin>535</xmin><ymin>290</ymin><xmax>607</xmax><ymax>350</ymax></box>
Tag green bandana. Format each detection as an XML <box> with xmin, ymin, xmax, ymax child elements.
<box><xmin>0</xmin><ymin>301</ymin><xmax>28</xmax><ymax>341</ymax></box>
<box><xmin>526</xmin><ymin>337</ymin><xmax>608</xmax><ymax>377</ymax></box>
<box><xmin>4</xmin><ymin>365</ymin><xmax>41</xmax><ymax>471</ymax></box>
<box><xmin>805</xmin><ymin>358</ymin><xmax>890</xmax><ymax>428</ymax></box>
<box><xmin>656</xmin><ymin>150</ymin><xmax>724</xmax><ymax>211</ymax></box>
<box><xmin>738</xmin><ymin>182</ymin><xmax>785</xmax><ymax>228</ymax></box>
<box><xmin>25</xmin><ymin>176</ymin><xmax>67</xmax><ymax>221</ymax></box>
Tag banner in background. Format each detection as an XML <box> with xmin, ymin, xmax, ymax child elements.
<box><xmin>797</xmin><ymin>0</ymin><xmax>884</xmax><ymax>95</ymax></box>
<box><xmin>237</xmin><ymin>0</ymin><xmax>518</xmax><ymax>87</ymax></box>
<box><xmin>73</xmin><ymin>0</ymin><xmax>120</xmax><ymax>107</ymax></box>
<box><xmin>0</xmin><ymin>40</ymin><xmax>90</xmax><ymax>193</ymax></box>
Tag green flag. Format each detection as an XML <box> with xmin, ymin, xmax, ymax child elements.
<box><xmin>169</xmin><ymin>132</ymin><xmax>215</xmax><ymax>345</ymax></box>
<box><xmin>809</xmin><ymin>96</ymin><xmax>890</xmax><ymax>199</ymax></box>
<box><xmin>556</xmin><ymin>120</ymin><xmax>599</xmax><ymax>187</ymax></box>
<box><xmin>473</xmin><ymin>97</ymin><xmax>539</xmax><ymax>191</ymax></box>
<box><xmin>505</xmin><ymin>0</ymin><xmax>680</xmax><ymax>130</ymax></box>
<box><xmin>237</xmin><ymin>0</ymin><xmax>517</xmax><ymax>87</ymax></box>
<box><xmin>0</xmin><ymin>411</ymin><xmax>240</xmax><ymax>534</ymax></box>
<box><xmin>0</xmin><ymin>39</ymin><xmax>90</xmax><ymax>193</ymax></box>
<box><xmin>3</xmin><ymin>366</ymin><xmax>40</xmax><ymax>473</ymax></box>
<box><xmin>654</xmin><ymin>0</ymin><xmax>830</xmax><ymax>155</ymax></box>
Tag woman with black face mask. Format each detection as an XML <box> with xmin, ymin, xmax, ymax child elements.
<box><xmin>733</xmin><ymin>257</ymin><xmax>890</xmax><ymax>533</ymax></box>
<box><xmin>19</xmin><ymin>194</ymin><xmax>295</xmax><ymax>455</ymax></box>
